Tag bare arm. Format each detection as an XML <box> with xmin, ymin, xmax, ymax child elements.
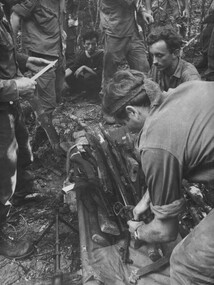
<box><xmin>128</xmin><ymin>216</ymin><xmax>179</xmax><ymax>243</ymax></box>
<box><xmin>74</xmin><ymin>66</ymin><xmax>96</xmax><ymax>78</ymax></box>
<box><xmin>10</xmin><ymin>11</ymin><xmax>21</xmax><ymax>38</ymax></box>
<box><xmin>128</xmin><ymin>148</ymin><xmax>183</xmax><ymax>243</ymax></box>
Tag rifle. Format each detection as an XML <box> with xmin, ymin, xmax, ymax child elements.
<box><xmin>96</xmin><ymin>129</ymin><xmax>163</xmax><ymax>263</ymax></box>
<box><xmin>99</xmin><ymin>125</ymin><xmax>140</xmax><ymax>204</ymax></box>
<box><xmin>52</xmin><ymin>211</ymin><xmax>63</xmax><ymax>285</ymax></box>
<box><xmin>69</xmin><ymin>146</ymin><xmax>120</xmax><ymax>239</ymax></box>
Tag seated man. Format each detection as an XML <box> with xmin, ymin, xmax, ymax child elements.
<box><xmin>148</xmin><ymin>27</ymin><xmax>200</xmax><ymax>91</ymax></box>
<box><xmin>103</xmin><ymin>69</ymin><xmax>214</xmax><ymax>284</ymax></box>
<box><xmin>65</xmin><ymin>31</ymin><xmax>103</xmax><ymax>101</ymax></box>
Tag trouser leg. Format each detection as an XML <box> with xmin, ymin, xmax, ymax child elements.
<box><xmin>0</xmin><ymin>202</ymin><xmax>11</xmax><ymax>226</ymax></box>
<box><xmin>206</xmin><ymin>25</ymin><xmax>214</xmax><ymax>77</ymax></box>
<box><xmin>170</xmin><ymin>209</ymin><xmax>214</xmax><ymax>285</ymax></box>
<box><xmin>0</xmin><ymin>109</ymin><xmax>17</xmax><ymax>205</ymax></box>
<box><xmin>55</xmin><ymin>55</ymin><xmax>65</xmax><ymax>104</ymax></box>
<box><xmin>127</xmin><ymin>33</ymin><xmax>150</xmax><ymax>74</ymax></box>
<box><xmin>36</xmin><ymin>68</ymin><xmax>57</xmax><ymax>114</ymax></box>
<box><xmin>15</xmin><ymin>104</ymin><xmax>33</xmax><ymax>195</ymax></box>
<box><xmin>82</xmin><ymin>74</ymin><xmax>101</xmax><ymax>96</ymax></box>
<box><xmin>102</xmin><ymin>35</ymin><xmax>128</xmax><ymax>93</ymax></box>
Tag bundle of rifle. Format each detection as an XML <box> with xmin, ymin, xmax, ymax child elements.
<box><xmin>66</xmin><ymin>126</ymin><xmax>214</xmax><ymax>264</ymax></box>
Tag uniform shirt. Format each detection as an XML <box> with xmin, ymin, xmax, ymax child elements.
<box><xmin>12</xmin><ymin>0</ymin><xmax>65</xmax><ymax>57</ymax></box>
<box><xmin>149</xmin><ymin>58</ymin><xmax>201</xmax><ymax>91</ymax></box>
<box><xmin>152</xmin><ymin>0</ymin><xmax>187</xmax><ymax>24</ymax></box>
<box><xmin>69</xmin><ymin>50</ymin><xmax>104</xmax><ymax>79</ymax></box>
<box><xmin>0</xmin><ymin>10</ymin><xmax>27</xmax><ymax>103</ymax></box>
<box><xmin>99</xmin><ymin>0</ymin><xmax>136</xmax><ymax>38</ymax></box>
<box><xmin>136</xmin><ymin>81</ymin><xmax>214</xmax><ymax>215</ymax></box>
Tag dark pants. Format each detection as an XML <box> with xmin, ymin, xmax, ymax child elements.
<box><xmin>170</xmin><ymin>209</ymin><xmax>214</xmax><ymax>284</ymax></box>
<box><xmin>102</xmin><ymin>32</ymin><xmax>150</xmax><ymax>91</ymax></box>
<box><xmin>200</xmin><ymin>23</ymin><xmax>214</xmax><ymax>75</ymax></box>
<box><xmin>0</xmin><ymin>102</ymin><xmax>33</xmax><ymax>207</ymax></box>
<box><xmin>66</xmin><ymin>72</ymin><xmax>102</xmax><ymax>97</ymax></box>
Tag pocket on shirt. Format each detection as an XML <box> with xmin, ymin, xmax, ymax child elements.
<box><xmin>34</xmin><ymin>4</ymin><xmax>59</xmax><ymax>35</ymax></box>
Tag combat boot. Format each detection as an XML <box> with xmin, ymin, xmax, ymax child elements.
<box><xmin>0</xmin><ymin>229</ymin><xmax>34</xmax><ymax>260</ymax></box>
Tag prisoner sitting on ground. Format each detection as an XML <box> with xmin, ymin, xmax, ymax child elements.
<box><xmin>103</xmin><ymin>69</ymin><xmax>214</xmax><ymax>285</ymax></box>
<box><xmin>65</xmin><ymin>31</ymin><xmax>103</xmax><ymax>102</ymax></box>
<box><xmin>148</xmin><ymin>26</ymin><xmax>200</xmax><ymax>91</ymax></box>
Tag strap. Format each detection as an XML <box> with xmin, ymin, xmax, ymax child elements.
<box><xmin>129</xmin><ymin>254</ymin><xmax>170</xmax><ymax>284</ymax></box>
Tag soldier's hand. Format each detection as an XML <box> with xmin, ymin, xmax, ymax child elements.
<box><xmin>127</xmin><ymin>220</ymin><xmax>144</xmax><ymax>234</ymax></box>
<box><xmin>142</xmin><ymin>12</ymin><xmax>154</xmax><ymax>25</ymax></box>
<box><xmin>15</xmin><ymin>77</ymin><xmax>37</xmax><ymax>98</ymax></box>
<box><xmin>65</xmin><ymin>68</ymin><xmax>72</xmax><ymax>78</ymax></box>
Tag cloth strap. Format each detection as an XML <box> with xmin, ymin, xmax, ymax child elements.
<box><xmin>129</xmin><ymin>254</ymin><xmax>171</xmax><ymax>284</ymax></box>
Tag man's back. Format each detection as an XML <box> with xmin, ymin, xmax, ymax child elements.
<box><xmin>140</xmin><ymin>81</ymin><xmax>214</xmax><ymax>185</ymax></box>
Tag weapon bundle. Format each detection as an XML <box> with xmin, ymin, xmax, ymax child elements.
<box><xmin>64</xmin><ymin>126</ymin><xmax>214</xmax><ymax>262</ymax></box>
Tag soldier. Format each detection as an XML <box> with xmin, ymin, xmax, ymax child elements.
<box><xmin>0</xmin><ymin>1</ymin><xmax>50</xmax><ymax>259</ymax></box>
<box><xmin>103</xmin><ymin>69</ymin><xmax>214</xmax><ymax>285</ymax></box>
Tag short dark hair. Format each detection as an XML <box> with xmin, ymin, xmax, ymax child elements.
<box><xmin>82</xmin><ymin>31</ymin><xmax>99</xmax><ymax>43</ymax></box>
<box><xmin>147</xmin><ymin>26</ymin><xmax>183</xmax><ymax>53</ymax></box>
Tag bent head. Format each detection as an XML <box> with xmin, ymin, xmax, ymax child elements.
<box><xmin>103</xmin><ymin>69</ymin><xmax>163</xmax><ymax>133</ymax></box>
<box><xmin>147</xmin><ymin>27</ymin><xmax>183</xmax><ymax>71</ymax></box>
<box><xmin>82</xmin><ymin>31</ymin><xmax>99</xmax><ymax>56</ymax></box>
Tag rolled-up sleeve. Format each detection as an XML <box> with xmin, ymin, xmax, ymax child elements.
<box><xmin>0</xmin><ymin>79</ymin><xmax>18</xmax><ymax>102</ymax></box>
<box><xmin>141</xmin><ymin>148</ymin><xmax>183</xmax><ymax>206</ymax></box>
<box><xmin>12</xmin><ymin>0</ymin><xmax>37</xmax><ymax>18</ymax></box>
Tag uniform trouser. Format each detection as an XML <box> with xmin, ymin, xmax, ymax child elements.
<box><xmin>30</xmin><ymin>53</ymin><xmax>65</xmax><ymax>114</ymax></box>
<box><xmin>170</xmin><ymin>209</ymin><xmax>214</xmax><ymax>285</ymax></box>
<box><xmin>200</xmin><ymin>23</ymin><xmax>214</xmax><ymax>74</ymax></box>
<box><xmin>0</xmin><ymin>103</ymin><xmax>33</xmax><ymax>209</ymax></box>
<box><xmin>102</xmin><ymin>32</ymin><xmax>150</xmax><ymax>92</ymax></box>
<box><xmin>207</xmin><ymin>24</ymin><xmax>214</xmax><ymax>74</ymax></box>
<box><xmin>66</xmin><ymin>73</ymin><xmax>102</xmax><ymax>95</ymax></box>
